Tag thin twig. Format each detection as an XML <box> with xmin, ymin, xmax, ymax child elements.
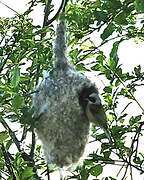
<box><xmin>0</xmin><ymin>37</ymin><xmax>17</xmax><ymax>73</ymax></box>
<box><xmin>62</xmin><ymin>0</ymin><xmax>69</xmax><ymax>13</ymax></box>
<box><xmin>112</xmin><ymin>149</ymin><xmax>144</xmax><ymax>174</ymax></box>
<box><xmin>27</xmin><ymin>0</ymin><xmax>37</xmax><ymax>11</ymax></box>
<box><xmin>20</xmin><ymin>126</ymin><xmax>27</xmax><ymax>142</ymax></box>
<box><xmin>0</xmin><ymin>1</ymin><xmax>19</xmax><ymax>14</ymax></box>
<box><xmin>30</xmin><ymin>130</ymin><xmax>36</xmax><ymax>158</ymax></box>
<box><xmin>116</xmin><ymin>163</ymin><xmax>125</xmax><ymax>177</ymax></box>
<box><xmin>134</xmin><ymin>129</ymin><xmax>141</xmax><ymax>158</ymax></box>
<box><xmin>132</xmin><ymin>123</ymin><xmax>143</xmax><ymax>158</ymax></box>
<box><xmin>47</xmin><ymin>165</ymin><xmax>50</xmax><ymax>180</ymax></box>
<box><xmin>120</xmin><ymin>102</ymin><xmax>132</xmax><ymax>114</ymax></box>
<box><xmin>130</xmin><ymin>165</ymin><xmax>133</xmax><ymax>180</ymax></box>
<box><xmin>78</xmin><ymin>35</ymin><xmax>125</xmax><ymax>63</ymax></box>
<box><xmin>35</xmin><ymin>59</ymin><xmax>41</xmax><ymax>86</ymax></box>
<box><xmin>105</xmin><ymin>64</ymin><xmax>144</xmax><ymax>113</ymax></box>
<box><xmin>0</xmin><ymin>169</ymin><xmax>9</xmax><ymax>177</ymax></box>
<box><xmin>121</xmin><ymin>164</ymin><xmax>128</xmax><ymax>180</ymax></box>
<box><xmin>78</xmin><ymin>29</ymin><xmax>144</xmax><ymax>63</ymax></box>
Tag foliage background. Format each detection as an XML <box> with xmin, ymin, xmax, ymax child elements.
<box><xmin>0</xmin><ymin>0</ymin><xmax>144</xmax><ymax>179</ymax></box>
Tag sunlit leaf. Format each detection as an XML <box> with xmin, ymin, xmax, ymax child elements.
<box><xmin>6</xmin><ymin>139</ymin><xmax>13</xmax><ymax>151</ymax></box>
<box><xmin>11</xmin><ymin>66</ymin><xmax>20</xmax><ymax>87</ymax></box>
<box><xmin>90</xmin><ymin>165</ymin><xmax>103</xmax><ymax>177</ymax></box>
<box><xmin>110</xmin><ymin>40</ymin><xmax>122</xmax><ymax>60</ymax></box>
<box><xmin>104</xmin><ymin>86</ymin><xmax>113</xmax><ymax>93</ymax></box>
<box><xmin>0</xmin><ymin>131</ymin><xmax>8</xmax><ymax>143</ymax></box>
<box><xmin>21</xmin><ymin>167</ymin><xmax>35</xmax><ymax>178</ymax></box>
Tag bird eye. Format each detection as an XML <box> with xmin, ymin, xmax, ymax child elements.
<box><xmin>88</xmin><ymin>97</ymin><xmax>96</xmax><ymax>103</ymax></box>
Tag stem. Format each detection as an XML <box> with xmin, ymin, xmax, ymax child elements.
<box><xmin>0</xmin><ymin>1</ymin><xmax>19</xmax><ymax>14</ymax></box>
<box><xmin>105</xmin><ymin>64</ymin><xmax>144</xmax><ymax>113</ymax></box>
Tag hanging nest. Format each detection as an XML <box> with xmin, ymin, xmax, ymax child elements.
<box><xmin>33</xmin><ymin>20</ymin><xmax>99</xmax><ymax>167</ymax></box>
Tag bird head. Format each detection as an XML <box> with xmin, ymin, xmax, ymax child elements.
<box><xmin>85</xmin><ymin>93</ymin><xmax>112</xmax><ymax>143</ymax></box>
<box><xmin>85</xmin><ymin>93</ymin><xmax>107</xmax><ymax>129</ymax></box>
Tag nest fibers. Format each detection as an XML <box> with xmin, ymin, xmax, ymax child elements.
<box><xmin>33</xmin><ymin>20</ymin><xmax>99</xmax><ymax>167</ymax></box>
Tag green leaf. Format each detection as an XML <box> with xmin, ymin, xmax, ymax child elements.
<box><xmin>0</xmin><ymin>131</ymin><xmax>8</xmax><ymax>143</ymax></box>
<box><xmin>76</xmin><ymin>63</ymin><xmax>88</xmax><ymax>71</ymax></box>
<box><xmin>129</xmin><ymin>115</ymin><xmax>142</xmax><ymax>126</ymax></box>
<box><xmin>104</xmin><ymin>69</ymin><xmax>114</xmax><ymax>81</ymax></box>
<box><xmin>16</xmin><ymin>155</ymin><xmax>23</xmax><ymax>167</ymax></box>
<box><xmin>11</xmin><ymin>66</ymin><xmax>20</xmax><ymax>87</ymax></box>
<box><xmin>104</xmin><ymin>0</ymin><xmax>122</xmax><ymax>12</ymax></box>
<box><xmin>107</xmin><ymin>113</ymin><xmax>115</xmax><ymax>123</ymax></box>
<box><xmin>90</xmin><ymin>165</ymin><xmax>103</xmax><ymax>177</ymax></box>
<box><xmin>94</xmin><ymin>11</ymin><xmax>108</xmax><ymax>23</ymax></box>
<box><xmin>114</xmin><ymin>12</ymin><xmax>128</xmax><ymax>25</ymax></box>
<box><xmin>20</xmin><ymin>106</ymin><xmax>34</xmax><ymax>126</ymax></box>
<box><xmin>96</xmin><ymin>52</ymin><xmax>106</xmax><ymax>63</ymax></box>
<box><xmin>103</xmin><ymin>151</ymin><xmax>111</xmax><ymax>159</ymax></box>
<box><xmin>103</xmin><ymin>93</ymin><xmax>112</xmax><ymax>105</ymax></box>
<box><xmin>12</xmin><ymin>96</ymin><xmax>24</xmax><ymax>109</ymax></box>
<box><xmin>101</xmin><ymin>23</ymin><xmax>116</xmax><ymax>40</ymax></box>
<box><xmin>109</xmin><ymin>177</ymin><xmax>117</xmax><ymax>180</ymax></box>
<box><xmin>23</xmin><ymin>9</ymin><xmax>33</xmax><ymax>16</ymax></box>
<box><xmin>91</xmin><ymin>64</ymin><xmax>105</xmax><ymax>71</ymax></box>
<box><xmin>107</xmin><ymin>56</ymin><xmax>119</xmax><ymax>70</ymax></box>
<box><xmin>110</xmin><ymin>41</ymin><xmax>121</xmax><ymax>60</ymax></box>
<box><xmin>133</xmin><ymin>156</ymin><xmax>142</xmax><ymax>165</ymax></box>
<box><xmin>6</xmin><ymin>139</ymin><xmax>13</xmax><ymax>151</ymax></box>
<box><xmin>134</xmin><ymin>65</ymin><xmax>141</xmax><ymax>76</ymax></box>
<box><xmin>134</xmin><ymin>0</ymin><xmax>144</xmax><ymax>13</ymax></box>
<box><xmin>104</xmin><ymin>86</ymin><xmax>113</xmax><ymax>93</ymax></box>
<box><xmin>21</xmin><ymin>167</ymin><xmax>35</xmax><ymax>179</ymax></box>
<box><xmin>80</xmin><ymin>168</ymin><xmax>89</xmax><ymax>180</ymax></box>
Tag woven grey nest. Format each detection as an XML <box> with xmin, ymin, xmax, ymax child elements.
<box><xmin>33</xmin><ymin>20</ymin><xmax>98</xmax><ymax>167</ymax></box>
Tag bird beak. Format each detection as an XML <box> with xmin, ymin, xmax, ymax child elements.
<box><xmin>95</xmin><ymin>105</ymin><xmax>107</xmax><ymax>122</ymax></box>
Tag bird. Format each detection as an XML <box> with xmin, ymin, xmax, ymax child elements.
<box><xmin>85</xmin><ymin>93</ymin><xmax>112</xmax><ymax>143</ymax></box>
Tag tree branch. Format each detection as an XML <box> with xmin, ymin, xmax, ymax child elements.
<box><xmin>129</xmin><ymin>123</ymin><xmax>143</xmax><ymax>160</ymax></box>
<box><xmin>112</xmin><ymin>149</ymin><xmax>144</xmax><ymax>175</ymax></box>
<box><xmin>1</xmin><ymin>120</ymin><xmax>40</xmax><ymax>178</ymax></box>
<box><xmin>27</xmin><ymin>0</ymin><xmax>37</xmax><ymax>11</ymax></box>
<box><xmin>47</xmin><ymin>165</ymin><xmax>50</xmax><ymax>180</ymax></box>
<box><xmin>20</xmin><ymin>126</ymin><xmax>27</xmax><ymax>142</ymax></box>
<box><xmin>0</xmin><ymin>36</ymin><xmax>17</xmax><ymax>73</ymax></box>
<box><xmin>121</xmin><ymin>164</ymin><xmax>129</xmax><ymax>180</ymax></box>
<box><xmin>105</xmin><ymin>64</ymin><xmax>144</xmax><ymax>113</ymax></box>
<box><xmin>42</xmin><ymin>0</ymin><xmax>53</xmax><ymax>29</ymax></box>
<box><xmin>1</xmin><ymin>118</ymin><xmax>21</xmax><ymax>152</ymax></box>
<box><xmin>1</xmin><ymin>143</ymin><xmax>16</xmax><ymax>179</ymax></box>
<box><xmin>62</xmin><ymin>0</ymin><xmax>69</xmax><ymax>13</ymax></box>
<box><xmin>46</xmin><ymin>0</ymin><xmax>66</xmax><ymax>26</ymax></box>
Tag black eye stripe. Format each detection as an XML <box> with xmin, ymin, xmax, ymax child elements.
<box><xmin>88</xmin><ymin>97</ymin><xmax>96</xmax><ymax>103</ymax></box>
